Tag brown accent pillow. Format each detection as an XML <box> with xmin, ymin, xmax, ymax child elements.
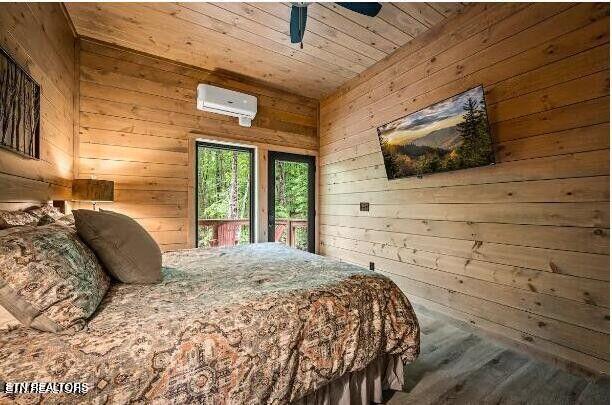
<box><xmin>73</xmin><ymin>209</ymin><xmax>162</xmax><ymax>284</ymax></box>
<box><xmin>0</xmin><ymin>224</ymin><xmax>110</xmax><ymax>333</ymax></box>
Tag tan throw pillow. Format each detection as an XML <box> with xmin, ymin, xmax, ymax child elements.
<box><xmin>0</xmin><ymin>224</ymin><xmax>110</xmax><ymax>333</ymax></box>
<box><xmin>73</xmin><ymin>209</ymin><xmax>162</xmax><ymax>284</ymax></box>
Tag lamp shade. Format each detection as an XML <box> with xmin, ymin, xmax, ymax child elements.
<box><xmin>72</xmin><ymin>179</ymin><xmax>114</xmax><ymax>202</ymax></box>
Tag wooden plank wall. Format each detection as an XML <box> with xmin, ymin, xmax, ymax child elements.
<box><xmin>76</xmin><ymin>39</ymin><xmax>318</xmax><ymax>250</ymax></box>
<box><xmin>0</xmin><ymin>4</ymin><xmax>76</xmax><ymax>205</ymax></box>
<box><xmin>318</xmin><ymin>3</ymin><xmax>610</xmax><ymax>374</ymax></box>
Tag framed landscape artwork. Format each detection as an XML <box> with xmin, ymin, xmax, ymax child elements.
<box><xmin>0</xmin><ymin>46</ymin><xmax>41</xmax><ymax>159</ymax></box>
<box><xmin>377</xmin><ymin>85</ymin><xmax>494</xmax><ymax>180</ymax></box>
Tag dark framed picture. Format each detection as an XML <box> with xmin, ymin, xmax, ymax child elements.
<box><xmin>0</xmin><ymin>45</ymin><xmax>41</xmax><ymax>159</ymax></box>
<box><xmin>377</xmin><ymin>85</ymin><xmax>494</xmax><ymax>180</ymax></box>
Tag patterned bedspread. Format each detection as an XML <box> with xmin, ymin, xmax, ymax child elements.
<box><xmin>0</xmin><ymin>243</ymin><xmax>419</xmax><ymax>404</ymax></box>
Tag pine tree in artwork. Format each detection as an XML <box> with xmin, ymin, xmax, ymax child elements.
<box><xmin>456</xmin><ymin>97</ymin><xmax>492</xmax><ymax>167</ymax></box>
<box><xmin>457</xmin><ymin>98</ymin><xmax>480</xmax><ymax>141</ymax></box>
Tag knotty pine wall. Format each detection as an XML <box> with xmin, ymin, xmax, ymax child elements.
<box><xmin>318</xmin><ymin>3</ymin><xmax>610</xmax><ymax>374</ymax></box>
<box><xmin>0</xmin><ymin>4</ymin><xmax>76</xmax><ymax>205</ymax></box>
<box><xmin>76</xmin><ymin>39</ymin><xmax>318</xmax><ymax>250</ymax></box>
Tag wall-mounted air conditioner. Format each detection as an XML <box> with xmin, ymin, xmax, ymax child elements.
<box><xmin>197</xmin><ymin>84</ymin><xmax>257</xmax><ymax>127</ymax></box>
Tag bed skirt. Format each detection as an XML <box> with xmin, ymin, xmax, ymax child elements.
<box><xmin>293</xmin><ymin>355</ymin><xmax>404</xmax><ymax>405</ymax></box>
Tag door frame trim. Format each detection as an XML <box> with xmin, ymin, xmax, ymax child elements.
<box><xmin>195</xmin><ymin>141</ymin><xmax>256</xmax><ymax>246</ymax></box>
<box><xmin>267</xmin><ymin>151</ymin><xmax>316</xmax><ymax>252</ymax></box>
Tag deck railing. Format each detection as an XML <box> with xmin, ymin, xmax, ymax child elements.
<box><xmin>274</xmin><ymin>219</ymin><xmax>308</xmax><ymax>248</ymax></box>
<box><xmin>198</xmin><ymin>218</ymin><xmax>307</xmax><ymax>248</ymax></box>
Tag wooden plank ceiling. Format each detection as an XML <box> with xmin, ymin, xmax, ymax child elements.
<box><xmin>64</xmin><ymin>2</ymin><xmax>465</xmax><ymax>99</ymax></box>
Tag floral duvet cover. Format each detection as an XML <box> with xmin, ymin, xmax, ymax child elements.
<box><xmin>0</xmin><ymin>243</ymin><xmax>419</xmax><ymax>404</ymax></box>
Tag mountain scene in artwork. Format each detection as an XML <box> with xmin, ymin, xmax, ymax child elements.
<box><xmin>377</xmin><ymin>85</ymin><xmax>494</xmax><ymax>179</ymax></box>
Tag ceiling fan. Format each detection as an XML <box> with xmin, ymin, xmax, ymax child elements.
<box><xmin>290</xmin><ymin>2</ymin><xmax>383</xmax><ymax>48</ymax></box>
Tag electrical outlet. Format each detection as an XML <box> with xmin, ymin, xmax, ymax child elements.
<box><xmin>369</xmin><ymin>262</ymin><xmax>375</xmax><ymax>271</ymax></box>
<box><xmin>360</xmin><ymin>202</ymin><xmax>370</xmax><ymax>212</ymax></box>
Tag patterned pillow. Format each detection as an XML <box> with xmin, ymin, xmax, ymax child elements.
<box><xmin>54</xmin><ymin>213</ymin><xmax>76</xmax><ymax>229</ymax></box>
<box><xmin>35</xmin><ymin>212</ymin><xmax>76</xmax><ymax>229</ymax></box>
<box><xmin>0</xmin><ymin>306</ymin><xmax>19</xmax><ymax>332</ymax></box>
<box><xmin>25</xmin><ymin>204</ymin><xmax>64</xmax><ymax>222</ymax></box>
<box><xmin>0</xmin><ymin>223</ymin><xmax>110</xmax><ymax>333</ymax></box>
<box><xmin>37</xmin><ymin>214</ymin><xmax>57</xmax><ymax>226</ymax></box>
<box><xmin>0</xmin><ymin>209</ymin><xmax>39</xmax><ymax>229</ymax></box>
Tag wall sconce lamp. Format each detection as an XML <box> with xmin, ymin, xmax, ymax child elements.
<box><xmin>72</xmin><ymin>179</ymin><xmax>114</xmax><ymax>211</ymax></box>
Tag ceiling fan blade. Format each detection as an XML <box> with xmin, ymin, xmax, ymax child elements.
<box><xmin>336</xmin><ymin>2</ymin><xmax>382</xmax><ymax>17</ymax></box>
<box><xmin>290</xmin><ymin>5</ymin><xmax>308</xmax><ymax>44</ymax></box>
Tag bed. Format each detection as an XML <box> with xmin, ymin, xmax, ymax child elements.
<box><xmin>0</xmin><ymin>242</ymin><xmax>419</xmax><ymax>404</ymax></box>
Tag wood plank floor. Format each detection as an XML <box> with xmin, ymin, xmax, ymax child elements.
<box><xmin>385</xmin><ymin>309</ymin><xmax>609</xmax><ymax>404</ymax></box>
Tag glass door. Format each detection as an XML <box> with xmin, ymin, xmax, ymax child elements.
<box><xmin>268</xmin><ymin>152</ymin><xmax>315</xmax><ymax>252</ymax></box>
<box><xmin>196</xmin><ymin>142</ymin><xmax>254</xmax><ymax>248</ymax></box>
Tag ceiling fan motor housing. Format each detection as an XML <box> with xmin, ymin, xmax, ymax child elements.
<box><xmin>289</xmin><ymin>3</ymin><xmax>382</xmax><ymax>46</ymax></box>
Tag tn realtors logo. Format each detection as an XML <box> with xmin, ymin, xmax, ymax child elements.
<box><xmin>1</xmin><ymin>381</ymin><xmax>89</xmax><ymax>395</ymax></box>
